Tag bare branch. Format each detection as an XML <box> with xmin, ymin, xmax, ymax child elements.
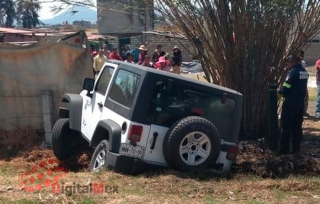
<box><xmin>156</xmin><ymin>0</ymin><xmax>320</xmax><ymax>138</ymax></box>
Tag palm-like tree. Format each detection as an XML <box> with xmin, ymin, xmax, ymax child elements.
<box><xmin>0</xmin><ymin>0</ymin><xmax>16</xmax><ymax>27</ymax></box>
<box><xmin>16</xmin><ymin>0</ymin><xmax>41</xmax><ymax>28</ymax></box>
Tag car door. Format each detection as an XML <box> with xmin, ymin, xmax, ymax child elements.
<box><xmin>81</xmin><ymin>63</ymin><xmax>116</xmax><ymax>141</ymax></box>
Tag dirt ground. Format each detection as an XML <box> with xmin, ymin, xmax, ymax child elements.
<box><xmin>235</xmin><ymin>117</ymin><xmax>320</xmax><ymax>178</ymax></box>
<box><xmin>0</xmin><ymin>88</ymin><xmax>320</xmax><ymax>203</ymax></box>
<box><xmin>0</xmin><ymin>112</ymin><xmax>319</xmax><ymax>204</ymax></box>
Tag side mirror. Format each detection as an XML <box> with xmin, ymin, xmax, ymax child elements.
<box><xmin>83</xmin><ymin>78</ymin><xmax>94</xmax><ymax>96</ymax></box>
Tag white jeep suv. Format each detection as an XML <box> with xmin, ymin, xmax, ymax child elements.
<box><xmin>51</xmin><ymin>60</ymin><xmax>243</xmax><ymax>174</ymax></box>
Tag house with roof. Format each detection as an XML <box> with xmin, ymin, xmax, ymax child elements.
<box><xmin>0</xmin><ymin>27</ymin><xmax>78</xmax><ymax>43</ymax></box>
<box><xmin>305</xmin><ymin>33</ymin><xmax>320</xmax><ymax>66</ymax></box>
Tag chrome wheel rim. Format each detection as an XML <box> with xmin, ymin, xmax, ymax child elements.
<box><xmin>179</xmin><ymin>131</ymin><xmax>211</xmax><ymax>166</ymax></box>
<box><xmin>92</xmin><ymin>148</ymin><xmax>106</xmax><ymax>172</ymax></box>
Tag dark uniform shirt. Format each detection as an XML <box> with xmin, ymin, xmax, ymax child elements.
<box><xmin>172</xmin><ymin>50</ymin><xmax>182</xmax><ymax>66</ymax></box>
<box><xmin>279</xmin><ymin>64</ymin><xmax>309</xmax><ymax>99</ymax></box>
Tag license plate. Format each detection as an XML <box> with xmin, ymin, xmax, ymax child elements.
<box><xmin>119</xmin><ymin>144</ymin><xmax>145</xmax><ymax>159</ymax></box>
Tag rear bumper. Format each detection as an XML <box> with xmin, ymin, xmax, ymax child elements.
<box><xmin>216</xmin><ymin>142</ymin><xmax>239</xmax><ymax>174</ymax></box>
<box><xmin>107</xmin><ymin>151</ymin><xmax>146</xmax><ymax>174</ymax></box>
<box><xmin>216</xmin><ymin>152</ymin><xmax>234</xmax><ymax>173</ymax></box>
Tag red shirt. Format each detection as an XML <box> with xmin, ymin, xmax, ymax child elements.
<box><xmin>109</xmin><ymin>52</ymin><xmax>122</xmax><ymax>60</ymax></box>
<box><xmin>316</xmin><ymin>60</ymin><xmax>320</xmax><ymax>84</ymax></box>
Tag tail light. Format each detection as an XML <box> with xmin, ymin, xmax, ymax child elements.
<box><xmin>191</xmin><ymin>107</ymin><xmax>204</xmax><ymax>116</ymax></box>
<box><xmin>128</xmin><ymin>125</ymin><xmax>143</xmax><ymax>142</ymax></box>
<box><xmin>226</xmin><ymin>145</ymin><xmax>239</xmax><ymax>161</ymax></box>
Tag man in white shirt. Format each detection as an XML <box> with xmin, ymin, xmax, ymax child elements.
<box><xmin>93</xmin><ymin>48</ymin><xmax>107</xmax><ymax>78</ymax></box>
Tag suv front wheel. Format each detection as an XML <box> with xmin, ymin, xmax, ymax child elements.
<box><xmin>89</xmin><ymin>140</ymin><xmax>109</xmax><ymax>172</ymax></box>
<box><xmin>52</xmin><ymin>119</ymin><xmax>79</xmax><ymax>161</ymax></box>
<box><xmin>163</xmin><ymin>116</ymin><xmax>221</xmax><ymax>171</ymax></box>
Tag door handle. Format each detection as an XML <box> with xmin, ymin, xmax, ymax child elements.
<box><xmin>150</xmin><ymin>132</ymin><xmax>158</xmax><ymax>150</ymax></box>
<box><xmin>97</xmin><ymin>102</ymin><xmax>103</xmax><ymax>109</ymax></box>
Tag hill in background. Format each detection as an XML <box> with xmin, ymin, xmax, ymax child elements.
<box><xmin>41</xmin><ymin>6</ymin><xmax>97</xmax><ymax>25</ymax></box>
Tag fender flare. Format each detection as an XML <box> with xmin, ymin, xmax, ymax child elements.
<box><xmin>90</xmin><ymin>119</ymin><xmax>121</xmax><ymax>153</ymax></box>
<box><xmin>61</xmin><ymin>94</ymin><xmax>83</xmax><ymax>131</ymax></box>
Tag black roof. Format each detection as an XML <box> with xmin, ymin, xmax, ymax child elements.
<box><xmin>107</xmin><ymin>59</ymin><xmax>242</xmax><ymax>96</ymax></box>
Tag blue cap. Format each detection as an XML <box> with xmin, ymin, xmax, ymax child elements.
<box><xmin>125</xmin><ymin>50</ymin><xmax>134</xmax><ymax>57</ymax></box>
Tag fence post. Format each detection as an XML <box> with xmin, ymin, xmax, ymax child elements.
<box><xmin>268</xmin><ymin>82</ymin><xmax>279</xmax><ymax>150</ymax></box>
<box><xmin>41</xmin><ymin>90</ymin><xmax>53</xmax><ymax>148</ymax></box>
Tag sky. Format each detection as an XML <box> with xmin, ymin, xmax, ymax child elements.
<box><xmin>38</xmin><ymin>1</ymin><xmax>96</xmax><ymax>20</ymax></box>
<box><xmin>38</xmin><ymin>2</ymin><xmax>64</xmax><ymax>20</ymax></box>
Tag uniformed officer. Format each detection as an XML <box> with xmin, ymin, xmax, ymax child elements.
<box><xmin>278</xmin><ymin>54</ymin><xmax>309</xmax><ymax>154</ymax></box>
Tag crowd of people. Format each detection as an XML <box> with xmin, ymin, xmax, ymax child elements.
<box><xmin>91</xmin><ymin>44</ymin><xmax>320</xmax><ymax>156</ymax></box>
<box><xmin>91</xmin><ymin>44</ymin><xmax>183</xmax><ymax>77</ymax></box>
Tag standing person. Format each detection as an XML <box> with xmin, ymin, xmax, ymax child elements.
<box><xmin>124</xmin><ymin>50</ymin><xmax>135</xmax><ymax>63</ymax></box>
<box><xmin>141</xmin><ymin>55</ymin><xmax>154</xmax><ymax>68</ymax></box>
<box><xmin>172</xmin><ymin>45</ymin><xmax>182</xmax><ymax>75</ymax></box>
<box><xmin>109</xmin><ymin>47</ymin><xmax>122</xmax><ymax>60</ymax></box>
<box><xmin>138</xmin><ymin>45</ymin><xmax>148</xmax><ymax>65</ymax></box>
<box><xmin>299</xmin><ymin>51</ymin><xmax>309</xmax><ymax>116</ymax></box>
<box><xmin>103</xmin><ymin>45</ymin><xmax>110</xmax><ymax>57</ymax></box>
<box><xmin>93</xmin><ymin>48</ymin><xmax>107</xmax><ymax>79</ymax></box>
<box><xmin>278</xmin><ymin>54</ymin><xmax>309</xmax><ymax>154</ymax></box>
<box><xmin>155</xmin><ymin>56</ymin><xmax>170</xmax><ymax>72</ymax></box>
<box><xmin>299</xmin><ymin>51</ymin><xmax>307</xmax><ymax>68</ymax></box>
<box><xmin>315</xmin><ymin>59</ymin><xmax>320</xmax><ymax>119</ymax></box>
<box><xmin>152</xmin><ymin>45</ymin><xmax>166</xmax><ymax>63</ymax></box>
<box><xmin>91</xmin><ymin>50</ymin><xmax>98</xmax><ymax>61</ymax></box>
<box><xmin>90</xmin><ymin>50</ymin><xmax>98</xmax><ymax>76</ymax></box>
<box><xmin>122</xmin><ymin>45</ymin><xmax>130</xmax><ymax>61</ymax></box>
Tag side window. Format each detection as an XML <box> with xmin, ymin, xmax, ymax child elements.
<box><xmin>146</xmin><ymin>80</ymin><xmax>236</xmax><ymax>138</ymax></box>
<box><xmin>95</xmin><ymin>66</ymin><xmax>114</xmax><ymax>94</ymax></box>
<box><xmin>109</xmin><ymin>69</ymin><xmax>140</xmax><ymax>107</ymax></box>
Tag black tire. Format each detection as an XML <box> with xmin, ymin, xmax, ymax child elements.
<box><xmin>51</xmin><ymin>119</ymin><xmax>79</xmax><ymax>161</ymax></box>
<box><xmin>89</xmin><ymin>140</ymin><xmax>109</xmax><ymax>172</ymax></box>
<box><xmin>163</xmin><ymin>116</ymin><xmax>221</xmax><ymax>171</ymax></box>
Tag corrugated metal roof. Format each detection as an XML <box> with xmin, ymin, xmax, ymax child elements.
<box><xmin>0</xmin><ymin>27</ymin><xmax>32</xmax><ymax>34</ymax></box>
<box><xmin>0</xmin><ymin>27</ymin><xmax>77</xmax><ymax>37</ymax></box>
<box><xmin>24</xmin><ymin>32</ymin><xmax>75</xmax><ymax>36</ymax></box>
<box><xmin>143</xmin><ymin>30</ymin><xmax>187</xmax><ymax>39</ymax></box>
<box><xmin>87</xmin><ymin>34</ymin><xmax>105</xmax><ymax>40</ymax></box>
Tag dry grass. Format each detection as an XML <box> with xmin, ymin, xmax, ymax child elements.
<box><xmin>309</xmin><ymin>88</ymin><xmax>317</xmax><ymax>102</ymax></box>
<box><xmin>0</xmin><ymin>160</ymin><xmax>320</xmax><ymax>204</ymax></box>
<box><xmin>0</xmin><ymin>86</ymin><xmax>319</xmax><ymax>204</ymax></box>
<box><xmin>1</xmin><ymin>116</ymin><xmax>320</xmax><ymax>204</ymax></box>
<box><xmin>306</xmin><ymin>66</ymin><xmax>316</xmax><ymax>76</ymax></box>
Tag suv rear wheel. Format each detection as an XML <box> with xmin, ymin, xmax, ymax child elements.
<box><xmin>163</xmin><ymin>116</ymin><xmax>221</xmax><ymax>171</ymax></box>
<box><xmin>52</xmin><ymin>119</ymin><xmax>79</xmax><ymax>161</ymax></box>
<box><xmin>89</xmin><ymin>140</ymin><xmax>109</xmax><ymax>172</ymax></box>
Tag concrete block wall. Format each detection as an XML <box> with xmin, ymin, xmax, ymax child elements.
<box><xmin>130</xmin><ymin>36</ymin><xmax>143</xmax><ymax>50</ymax></box>
<box><xmin>304</xmin><ymin>43</ymin><xmax>320</xmax><ymax>67</ymax></box>
<box><xmin>97</xmin><ymin>0</ymin><xmax>153</xmax><ymax>35</ymax></box>
<box><xmin>105</xmin><ymin>35</ymin><xmax>143</xmax><ymax>51</ymax></box>
<box><xmin>104</xmin><ymin>32</ymin><xmax>195</xmax><ymax>61</ymax></box>
<box><xmin>143</xmin><ymin>32</ymin><xmax>194</xmax><ymax>62</ymax></box>
<box><xmin>106</xmin><ymin>37</ymin><xmax>119</xmax><ymax>50</ymax></box>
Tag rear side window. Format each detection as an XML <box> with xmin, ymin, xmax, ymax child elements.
<box><xmin>109</xmin><ymin>69</ymin><xmax>140</xmax><ymax>107</ymax></box>
<box><xmin>95</xmin><ymin>66</ymin><xmax>114</xmax><ymax>94</ymax></box>
<box><xmin>146</xmin><ymin>79</ymin><xmax>235</xmax><ymax>138</ymax></box>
